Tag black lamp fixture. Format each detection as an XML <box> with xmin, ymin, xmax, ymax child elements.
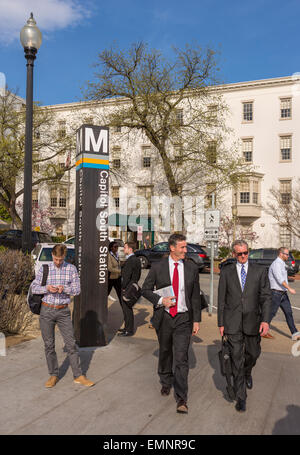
<box><xmin>20</xmin><ymin>13</ymin><xmax>42</xmax><ymax>253</ymax></box>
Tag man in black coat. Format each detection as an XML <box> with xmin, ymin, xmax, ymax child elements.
<box><xmin>118</xmin><ymin>241</ymin><xmax>141</xmax><ymax>337</ymax></box>
<box><xmin>142</xmin><ymin>234</ymin><xmax>201</xmax><ymax>414</ymax></box>
<box><xmin>218</xmin><ymin>239</ymin><xmax>271</xmax><ymax>412</ymax></box>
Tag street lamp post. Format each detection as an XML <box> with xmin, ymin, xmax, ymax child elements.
<box><xmin>20</xmin><ymin>13</ymin><xmax>42</xmax><ymax>253</ymax></box>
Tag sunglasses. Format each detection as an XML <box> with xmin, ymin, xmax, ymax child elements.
<box><xmin>236</xmin><ymin>251</ymin><xmax>249</xmax><ymax>257</ymax></box>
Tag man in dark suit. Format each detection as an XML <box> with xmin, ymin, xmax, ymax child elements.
<box><xmin>218</xmin><ymin>239</ymin><xmax>271</xmax><ymax>412</ymax></box>
<box><xmin>118</xmin><ymin>241</ymin><xmax>141</xmax><ymax>337</ymax></box>
<box><xmin>142</xmin><ymin>233</ymin><xmax>201</xmax><ymax>414</ymax></box>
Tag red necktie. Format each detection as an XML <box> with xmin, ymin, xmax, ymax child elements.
<box><xmin>170</xmin><ymin>262</ymin><xmax>179</xmax><ymax>317</ymax></box>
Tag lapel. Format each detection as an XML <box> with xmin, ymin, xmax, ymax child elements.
<box><xmin>161</xmin><ymin>257</ymin><xmax>171</xmax><ymax>286</ymax></box>
<box><xmin>183</xmin><ymin>259</ymin><xmax>188</xmax><ymax>297</ymax></box>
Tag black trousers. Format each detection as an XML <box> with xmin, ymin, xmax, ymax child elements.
<box><xmin>226</xmin><ymin>332</ymin><xmax>261</xmax><ymax>400</ymax></box>
<box><xmin>156</xmin><ymin>311</ymin><xmax>191</xmax><ymax>402</ymax></box>
<box><xmin>108</xmin><ymin>278</ymin><xmax>133</xmax><ymax>332</ymax></box>
<box><xmin>108</xmin><ymin>277</ymin><xmax>122</xmax><ymax>306</ymax></box>
<box><xmin>121</xmin><ymin>296</ymin><xmax>134</xmax><ymax>333</ymax></box>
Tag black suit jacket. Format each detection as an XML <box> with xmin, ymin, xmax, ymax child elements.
<box><xmin>142</xmin><ymin>257</ymin><xmax>201</xmax><ymax>330</ymax></box>
<box><xmin>121</xmin><ymin>255</ymin><xmax>141</xmax><ymax>290</ymax></box>
<box><xmin>218</xmin><ymin>262</ymin><xmax>271</xmax><ymax>335</ymax></box>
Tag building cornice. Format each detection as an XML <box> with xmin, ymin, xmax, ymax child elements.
<box><xmin>40</xmin><ymin>76</ymin><xmax>300</xmax><ymax>111</ymax></box>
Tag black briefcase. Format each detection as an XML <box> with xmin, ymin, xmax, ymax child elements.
<box><xmin>122</xmin><ymin>282</ymin><xmax>142</xmax><ymax>308</ymax></box>
<box><xmin>218</xmin><ymin>335</ymin><xmax>235</xmax><ymax>401</ymax></box>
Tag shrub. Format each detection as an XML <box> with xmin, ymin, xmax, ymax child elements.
<box><xmin>0</xmin><ymin>250</ymin><xmax>34</xmax><ymax>335</ymax></box>
<box><xmin>51</xmin><ymin>235</ymin><xmax>66</xmax><ymax>243</ymax></box>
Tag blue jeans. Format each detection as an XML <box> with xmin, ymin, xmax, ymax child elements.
<box><xmin>269</xmin><ymin>290</ymin><xmax>298</xmax><ymax>335</ymax></box>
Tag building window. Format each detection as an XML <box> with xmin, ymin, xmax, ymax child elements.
<box><xmin>242</xmin><ymin>138</ymin><xmax>253</xmax><ymax>162</ymax></box>
<box><xmin>252</xmin><ymin>180</ymin><xmax>259</xmax><ymax>204</ymax></box>
<box><xmin>112</xmin><ymin>147</ymin><xmax>121</xmax><ymax>169</ymax></box>
<box><xmin>113</xmin><ymin>159</ymin><xmax>121</xmax><ymax>169</ymax></box>
<box><xmin>280</xmin><ymin>98</ymin><xmax>292</xmax><ymax>119</ymax></box>
<box><xmin>280</xmin><ymin>179</ymin><xmax>291</xmax><ymax>204</ymax></box>
<box><xmin>58</xmin><ymin>120</ymin><xmax>66</xmax><ymax>138</ymax></box>
<box><xmin>32</xmin><ymin>189</ymin><xmax>38</xmax><ymax>208</ymax></box>
<box><xmin>207</xmin><ymin>104</ymin><xmax>218</xmax><ymax>120</ymax></box>
<box><xmin>50</xmin><ymin>188</ymin><xmax>57</xmax><ymax>207</ymax></box>
<box><xmin>176</xmin><ymin>109</ymin><xmax>184</xmax><ymax>126</ymax></box>
<box><xmin>279</xmin><ymin>226</ymin><xmax>291</xmax><ymax>248</ymax></box>
<box><xmin>112</xmin><ymin>186</ymin><xmax>120</xmax><ymax>208</ymax></box>
<box><xmin>59</xmin><ymin>188</ymin><xmax>67</xmax><ymax>208</ymax></box>
<box><xmin>174</xmin><ymin>144</ymin><xmax>183</xmax><ymax>166</ymax></box>
<box><xmin>142</xmin><ymin>146</ymin><xmax>152</xmax><ymax>168</ymax></box>
<box><xmin>206</xmin><ymin>141</ymin><xmax>217</xmax><ymax>164</ymax></box>
<box><xmin>50</xmin><ymin>187</ymin><xmax>67</xmax><ymax>208</ymax></box>
<box><xmin>240</xmin><ymin>180</ymin><xmax>250</xmax><ymax>203</ymax></box>
<box><xmin>243</xmin><ymin>102</ymin><xmax>253</xmax><ymax>122</ymax></box>
<box><xmin>33</xmin><ymin>153</ymin><xmax>40</xmax><ymax>173</ymax></box>
<box><xmin>280</xmin><ymin>135</ymin><xmax>292</xmax><ymax>161</ymax></box>
<box><xmin>137</xmin><ymin>185</ymin><xmax>153</xmax><ymax>212</ymax></box>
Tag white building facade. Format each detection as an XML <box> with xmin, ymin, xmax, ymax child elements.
<box><xmin>35</xmin><ymin>75</ymin><xmax>300</xmax><ymax>249</ymax></box>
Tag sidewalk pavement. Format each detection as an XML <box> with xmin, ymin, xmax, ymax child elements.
<box><xmin>1</xmin><ymin>299</ymin><xmax>300</xmax><ymax>435</ymax></box>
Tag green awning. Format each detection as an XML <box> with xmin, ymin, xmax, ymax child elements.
<box><xmin>108</xmin><ymin>213</ymin><xmax>154</xmax><ymax>231</ymax></box>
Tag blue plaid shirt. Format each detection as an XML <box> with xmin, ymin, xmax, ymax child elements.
<box><xmin>32</xmin><ymin>261</ymin><xmax>81</xmax><ymax>306</ymax></box>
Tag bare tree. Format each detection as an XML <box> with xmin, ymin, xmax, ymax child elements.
<box><xmin>266</xmin><ymin>178</ymin><xmax>300</xmax><ymax>240</ymax></box>
<box><xmin>0</xmin><ymin>89</ymin><xmax>75</xmax><ymax>227</ymax></box>
<box><xmin>83</xmin><ymin>42</ymin><xmax>249</xmax><ymax>230</ymax></box>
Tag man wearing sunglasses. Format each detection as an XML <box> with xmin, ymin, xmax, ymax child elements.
<box><xmin>268</xmin><ymin>247</ymin><xmax>300</xmax><ymax>341</ymax></box>
<box><xmin>218</xmin><ymin>240</ymin><xmax>271</xmax><ymax>412</ymax></box>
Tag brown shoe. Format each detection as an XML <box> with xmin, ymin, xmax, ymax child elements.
<box><xmin>177</xmin><ymin>400</ymin><xmax>188</xmax><ymax>414</ymax></box>
<box><xmin>74</xmin><ymin>375</ymin><xmax>95</xmax><ymax>387</ymax></box>
<box><xmin>45</xmin><ymin>376</ymin><xmax>59</xmax><ymax>388</ymax></box>
<box><xmin>262</xmin><ymin>332</ymin><xmax>274</xmax><ymax>339</ymax></box>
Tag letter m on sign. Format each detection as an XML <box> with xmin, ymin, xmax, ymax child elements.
<box><xmin>85</xmin><ymin>127</ymin><xmax>108</xmax><ymax>154</ymax></box>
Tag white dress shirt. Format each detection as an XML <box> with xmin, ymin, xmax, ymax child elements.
<box><xmin>236</xmin><ymin>261</ymin><xmax>249</xmax><ymax>291</ymax></box>
<box><xmin>158</xmin><ymin>256</ymin><xmax>188</xmax><ymax>314</ymax></box>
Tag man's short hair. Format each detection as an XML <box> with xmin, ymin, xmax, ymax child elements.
<box><xmin>278</xmin><ymin>246</ymin><xmax>289</xmax><ymax>255</ymax></box>
<box><xmin>125</xmin><ymin>241</ymin><xmax>137</xmax><ymax>251</ymax></box>
<box><xmin>168</xmin><ymin>233</ymin><xmax>186</xmax><ymax>248</ymax></box>
<box><xmin>232</xmin><ymin>239</ymin><xmax>248</xmax><ymax>252</ymax></box>
<box><xmin>52</xmin><ymin>244</ymin><xmax>67</xmax><ymax>257</ymax></box>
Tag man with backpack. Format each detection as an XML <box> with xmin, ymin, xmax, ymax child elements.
<box><xmin>31</xmin><ymin>244</ymin><xmax>94</xmax><ymax>388</ymax></box>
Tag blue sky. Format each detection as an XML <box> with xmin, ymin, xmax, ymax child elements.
<box><xmin>0</xmin><ymin>0</ymin><xmax>300</xmax><ymax>106</ymax></box>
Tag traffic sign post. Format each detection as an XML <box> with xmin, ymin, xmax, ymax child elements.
<box><xmin>204</xmin><ymin>200</ymin><xmax>220</xmax><ymax>316</ymax></box>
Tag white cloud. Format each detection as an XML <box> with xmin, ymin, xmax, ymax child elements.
<box><xmin>0</xmin><ymin>0</ymin><xmax>92</xmax><ymax>44</ymax></box>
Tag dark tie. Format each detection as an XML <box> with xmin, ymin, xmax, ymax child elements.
<box><xmin>241</xmin><ymin>264</ymin><xmax>247</xmax><ymax>291</ymax></box>
<box><xmin>170</xmin><ymin>262</ymin><xmax>179</xmax><ymax>317</ymax></box>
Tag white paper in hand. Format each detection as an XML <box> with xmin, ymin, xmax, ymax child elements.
<box><xmin>154</xmin><ymin>285</ymin><xmax>175</xmax><ymax>298</ymax></box>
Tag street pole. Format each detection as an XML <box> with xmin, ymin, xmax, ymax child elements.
<box><xmin>209</xmin><ymin>193</ymin><xmax>215</xmax><ymax>316</ymax></box>
<box><xmin>22</xmin><ymin>47</ymin><xmax>35</xmax><ymax>253</ymax></box>
<box><xmin>20</xmin><ymin>14</ymin><xmax>42</xmax><ymax>254</ymax></box>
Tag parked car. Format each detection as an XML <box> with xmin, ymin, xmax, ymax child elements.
<box><xmin>134</xmin><ymin>241</ymin><xmax>210</xmax><ymax>271</ymax></box>
<box><xmin>218</xmin><ymin>248</ymin><xmax>299</xmax><ymax>277</ymax></box>
<box><xmin>0</xmin><ymin>229</ymin><xmax>52</xmax><ymax>252</ymax></box>
<box><xmin>64</xmin><ymin>236</ymin><xmax>126</xmax><ymax>262</ymax></box>
<box><xmin>31</xmin><ymin>243</ymin><xmax>75</xmax><ymax>276</ymax></box>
